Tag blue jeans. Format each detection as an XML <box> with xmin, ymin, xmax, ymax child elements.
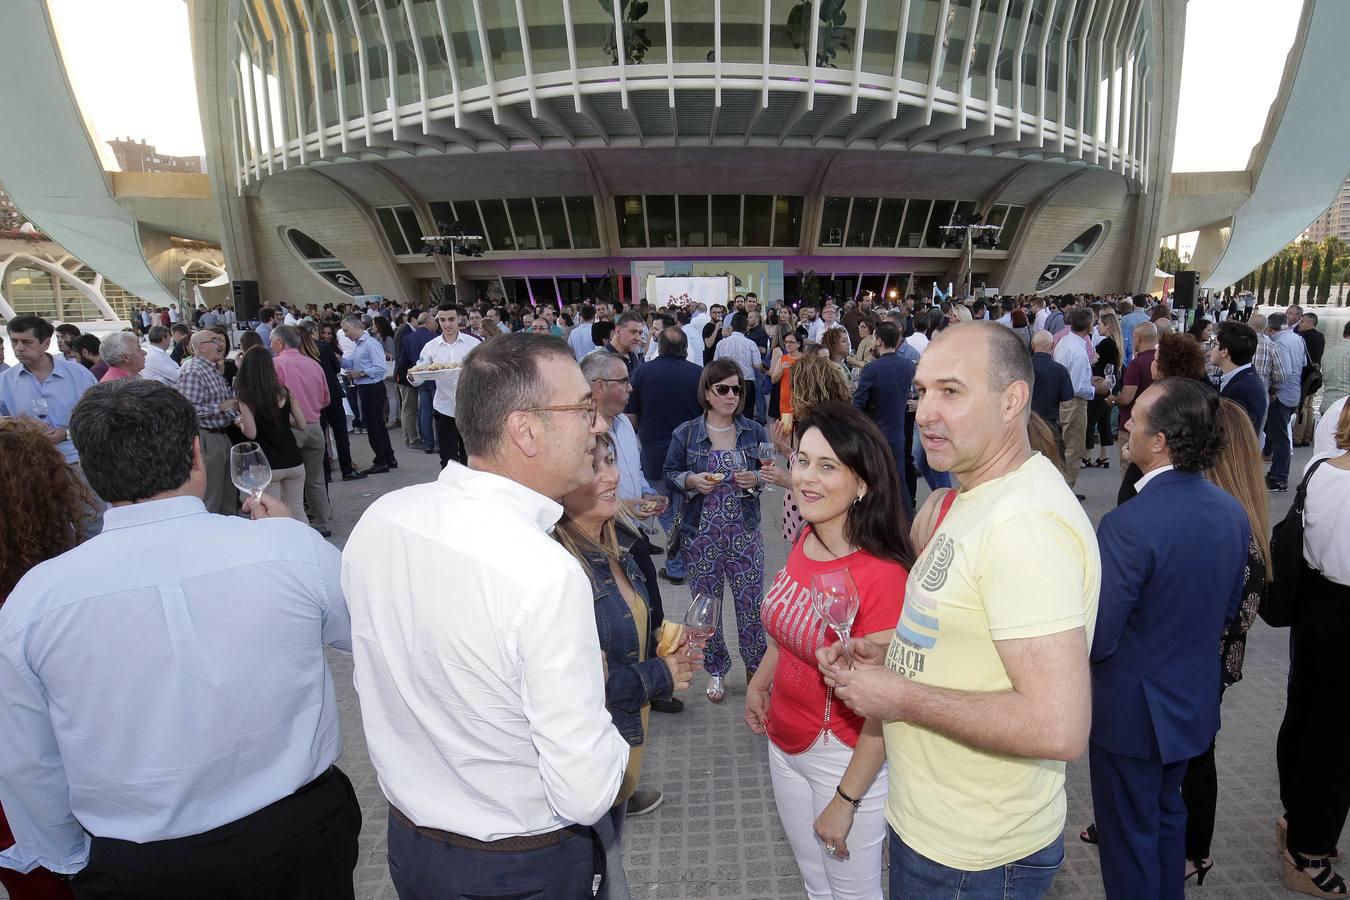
<box><xmin>1265</xmin><ymin>399</ymin><xmax>1295</xmax><ymax>483</ymax></box>
<box><xmin>653</xmin><ymin>481</ymin><xmax>686</xmax><ymax>579</ymax></box>
<box><xmin>888</xmin><ymin>829</ymin><xmax>1063</xmax><ymax>900</ymax></box>
<box><xmin>417</xmin><ymin>382</ymin><xmax>436</xmax><ymax>452</ymax></box>
<box><xmin>913</xmin><ymin>423</ymin><xmax>953</xmax><ymax>491</ymax></box>
<box><xmin>594</xmin><ymin>803</ymin><xmax>629</xmax><ymax>900</ymax></box>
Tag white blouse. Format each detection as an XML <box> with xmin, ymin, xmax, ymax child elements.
<box><xmin>1303</xmin><ymin>461</ymin><xmax>1350</xmax><ymax>587</ymax></box>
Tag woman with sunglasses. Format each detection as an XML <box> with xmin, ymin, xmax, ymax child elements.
<box><xmin>664</xmin><ymin>359</ymin><xmax>771</xmax><ymax>703</ymax></box>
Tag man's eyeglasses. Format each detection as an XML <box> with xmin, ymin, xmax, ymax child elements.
<box><xmin>592</xmin><ymin>377</ymin><xmax>631</xmax><ymax>387</ymax></box>
<box><xmin>711</xmin><ymin>383</ymin><xmax>743</xmax><ymax>397</ymax></box>
<box><xmin>524</xmin><ymin>398</ymin><xmax>599</xmax><ymax>427</ymax></box>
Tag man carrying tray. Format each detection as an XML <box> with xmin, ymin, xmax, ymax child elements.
<box><xmin>407</xmin><ymin>303</ymin><xmax>482</xmax><ymax>469</ymax></box>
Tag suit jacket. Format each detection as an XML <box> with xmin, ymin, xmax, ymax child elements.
<box><xmin>1090</xmin><ymin>469</ymin><xmax>1248</xmax><ymax>763</ymax></box>
<box><xmin>853</xmin><ymin>351</ymin><xmax>916</xmax><ymax>465</ymax></box>
<box><xmin>1220</xmin><ymin>366</ymin><xmax>1267</xmax><ymax>438</ymax></box>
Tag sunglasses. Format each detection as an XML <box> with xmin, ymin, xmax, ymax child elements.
<box><xmin>711</xmin><ymin>383</ymin><xmax>743</xmax><ymax>397</ymax></box>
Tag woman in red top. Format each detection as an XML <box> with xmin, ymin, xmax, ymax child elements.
<box><xmin>747</xmin><ymin>402</ymin><xmax>915</xmax><ymax>899</ymax></box>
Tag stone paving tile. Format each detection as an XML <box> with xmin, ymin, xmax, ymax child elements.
<box><xmin>3</xmin><ymin>440</ymin><xmax>1340</xmax><ymax>900</ymax></box>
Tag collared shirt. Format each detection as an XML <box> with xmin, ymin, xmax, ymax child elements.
<box><xmin>0</xmin><ymin>496</ymin><xmax>350</xmax><ymax>874</ymax></box>
<box><xmin>342</xmin><ymin>463</ymin><xmax>629</xmax><ymax>840</ymax></box>
<box><xmin>1270</xmin><ymin>328</ymin><xmax>1306</xmax><ymax>407</ymax></box>
<box><xmin>0</xmin><ymin>355</ymin><xmax>97</xmax><ymax>463</ymax></box>
<box><xmin>610</xmin><ymin>414</ymin><xmax>654</xmax><ymax>499</ymax></box>
<box><xmin>142</xmin><ymin>344</ymin><xmax>180</xmax><ymax>386</ymax></box>
<box><xmin>568</xmin><ymin>321</ymin><xmax>598</xmax><ymax>361</ymax></box>
<box><xmin>1033</xmin><ymin>307</ymin><xmax>1050</xmax><ymax>333</ymax></box>
<box><xmin>683</xmin><ymin>313</ymin><xmax>710</xmax><ymax>366</ymax></box>
<box><xmin>272</xmin><ymin>348</ymin><xmax>330</xmax><ymax>422</ymax></box>
<box><xmin>340</xmin><ymin>333</ymin><xmax>387</xmax><ymax>385</ymax></box>
<box><xmin>408</xmin><ymin>331</ymin><xmax>481</xmax><ymax>417</ymax></box>
<box><xmin>713</xmin><ymin>331</ymin><xmax>762</xmax><ymax>381</ymax></box>
<box><xmin>176</xmin><ymin>356</ymin><xmax>234</xmax><ymax>429</ymax></box>
<box><xmin>255</xmin><ymin>322</ymin><xmax>273</xmax><ymax>347</ymax></box>
<box><xmin>100</xmin><ymin>366</ymin><xmax>136</xmax><ymax>383</ymax></box>
<box><xmin>1052</xmin><ymin>333</ymin><xmax>1095</xmax><ymax>399</ymax></box>
<box><xmin>806</xmin><ymin>318</ymin><xmax>825</xmax><ymax>343</ymax></box>
<box><xmin>905</xmin><ymin>332</ymin><xmax>930</xmax><ymax>356</ymax></box>
<box><xmin>1134</xmin><ymin>463</ymin><xmax>1176</xmax><ymax>493</ymax></box>
<box><xmin>1219</xmin><ymin>362</ymin><xmax>1254</xmax><ymax>392</ymax></box>
<box><xmin>1321</xmin><ymin>337</ymin><xmax>1350</xmax><ymax>410</ymax></box>
<box><xmin>1252</xmin><ymin>332</ymin><xmax>1286</xmax><ymax>392</ymax></box>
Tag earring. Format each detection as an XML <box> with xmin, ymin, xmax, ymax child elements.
<box><xmin>853</xmin><ymin>494</ymin><xmax>863</xmax><ymax>506</ymax></box>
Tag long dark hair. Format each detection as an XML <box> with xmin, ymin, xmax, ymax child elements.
<box><xmin>794</xmin><ymin>402</ymin><xmax>916</xmax><ymax>568</ymax></box>
<box><xmin>235</xmin><ymin>346</ymin><xmax>289</xmax><ymax>427</ymax></box>
<box><xmin>373</xmin><ymin>315</ymin><xmax>395</xmax><ymax>341</ymax></box>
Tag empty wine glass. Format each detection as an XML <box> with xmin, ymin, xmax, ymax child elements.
<box><xmin>812</xmin><ymin>568</ymin><xmax>861</xmax><ymax>669</ymax></box>
<box><xmin>683</xmin><ymin>592</ymin><xmax>723</xmax><ymax>657</ymax></box>
<box><xmin>30</xmin><ymin>397</ymin><xmax>50</xmax><ymax>425</ymax></box>
<box><xmin>229</xmin><ymin>442</ymin><xmax>272</xmax><ymax>504</ymax></box>
<box><xmin>727</xmin><ymin>448</ymin><xmax>754</xmax><ymax>498</ymax></box>
<box><xmin>756</xmin><ymin>441</ymin><xmax>778</xmax><ymax>493</ymax></box>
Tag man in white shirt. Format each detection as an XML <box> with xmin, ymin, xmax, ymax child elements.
<box><xmin>406</xmin><ymin>303</ymin><xmax>482</xmax><ymax>468</ymax></box>
<box><xmin>683</xmin><ymin>303</ymin><xmax>710</xmax><ymax>366</ymax></box>
<box><xmin>713</xmin><ymin>311</ymin><xmax>765</xmax><ymax>419</ymax></box>
<box><xmin>142</xmin><ymin>325</ymin><xmax>181</xmax><ymax>387</ymax></box>
<box><xmin>1053</xmin><ymin>307</ymin><xmax>1100</xmax><ymax>493</ymax></box>
<box><xmin>818</xmin><ymin>304</ymin><xmax>852</xmax><ymax>353</ymax></box>
<box><xmin>343</xmin><ymin>332</ymin><xmax>627</xmax><ymax>899</ymax></box>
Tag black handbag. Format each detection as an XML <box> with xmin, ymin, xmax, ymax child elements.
<box><xmin>1263</xmin><ymin>457</ymin><xmax>1330</xmax><ymax>627</ymax></box>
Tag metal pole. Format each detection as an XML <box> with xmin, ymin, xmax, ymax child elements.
<box><xmin>449</xmin><ymin>245</ymin><xmax>457</xmax><ymax>303</ymax></box>
<box><xmin>966</xmin><ymin>226</ymin><xmax>974</xmax><ymax>299</ymax></box>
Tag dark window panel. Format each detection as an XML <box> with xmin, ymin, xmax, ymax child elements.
<box><xmin>614</xmin><ymin>195</ymin><xmax>646</xmax><ymax>248</ymax></box>
<box><xmin>711</xmin><ymin>195</ymin><xmax>741</xmax><ymax>247</ymax></box>
<box><xmin>478</xmin><ymin>199</ymin><xmax>514</xmax><ymax>251</ymax></box>
<box><xmin>772</xmin><ymin>196</ymin><xmax>804</xmax><ymax>248</ymax></box>
<box><xmin>742</xmin><ymin>195</ymin><xmax>773</xmax><ymax>246</ymax></box>
<box><xmin>819</xmin><ymin>197</ymin><xmax>849</xmax><ymax>247</ymax></box>
<box><xmin>899</xmin><ymin>199</ymin><xmax>931</xmax><ymax>248</ymax></box>
<box><xmin>873</xmin><ymin>198</ymin><xmax>906</xmax><ymax>248</ymax></box>
<box><xmin>451</xmin><ymin>201</ymin><xmax>489</xmax><ymax>251</ymax></box>
<box><xmin>645</xmin><ymin>195</ymin><xmax>677</xmax><ymax>248</ymax></box>
<box><xmin>679</xmin><ymin>195</ymin><xmax>709</xmax><ymax>247</ymax></box>
<box><xmin>395</xmin><ymin>206</ymin><xmax>423</xmax><ymax>253</ymax></box>
<box><xmin>535</xmin><ymin>196</ymin><xmax>571</xmax><ymax>250</ymax></box>
<box><xmin>846</xmin><ymin>197</ymin><xmax>879</xmax><ymax>247</ymax></box>
<box><xmin>376</xmin><ymin>207</ymin><xmax>411</xmax><ymax>255</ymax></box>
<box><xmin>506</xmin><ymin>198</ymin><xmax>542</xmax><ymax>250</ymax></box>
<box><xmin>567</xmin><ymin>197</ymin><xmax>600</xmax><ymax>249</ymax></box>
<box><xmin>924</xmin><ymin>200</ymin><xmax>957</xmax><ymax>248</ymax></box>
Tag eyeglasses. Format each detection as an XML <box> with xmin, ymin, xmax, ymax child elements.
<box><xmin>524</xmin><ymin>398</ymin><xmax>599</xmax><ymax>427</ymax></box>
<box><xmin>593</xmin><ymin>377</ymin><xmax>631</xmax><ymax>387</ymax></box>
<box><xmin>711</xmin><ymin>383</ymin><xmax>743</xmax><ymax>397</ymax></box>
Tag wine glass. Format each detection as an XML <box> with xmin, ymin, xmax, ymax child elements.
<box><xmin>683</xmin><ymin>592</ymin><xmax>723</xmax><ymax>657</ymax></box>
<box><xmin>756</xmin><ymin>441</ymin><xmax>778</xmax><ymax>493</ymax></box>
<box><xmin>811</xmin><ymin>568</ymin><xmax>861</xmax><ymax>669</ymax></box>
<box><xmin>229</xmin><ymin>442</ymin><xmax>272</xmax><ymax>504</ymax></box>
<box><xmin>30</xmin><ymin>397</ymin><xmax>50</xmax><ymax>426</ymax></box>
<box><xmin>727</xmin><ymin>448</ymin><xmax>754</xmax><ymax>498</ymax></box>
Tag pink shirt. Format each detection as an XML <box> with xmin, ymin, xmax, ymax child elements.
<box><xmin>272</xmin><ymin>348</ymin><xmax>329</xmax><ymax>422</ymax></box>
<box><xmin>99</xmin><ymin>366</ymin><xmax>136</xmax><ymax>383</ymax></box>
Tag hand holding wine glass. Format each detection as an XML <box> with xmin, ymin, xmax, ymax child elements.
<box><xmin>756</xmin><ymin>441</ymin><xmax>778</xmax><ymax>493</ymax></box>
<box><xmin>812</xmin><ymin>569</ymin><xmax>861</xmax><ymax>669</ymax></box>
<box><xmin>229</xmin><ymin>442</ymin><xmax>272</xmax><ymax>504</ymax></box>
<box><xmin>683</xmin><ymin>592</ymin><xmax>723</xmax><ymax>658</ymax></box>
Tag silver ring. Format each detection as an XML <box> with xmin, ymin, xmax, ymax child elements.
<box><xmin>825</xmin><ymin>843</ymin><xmax>836</xmax><ymax>855</ymax></box>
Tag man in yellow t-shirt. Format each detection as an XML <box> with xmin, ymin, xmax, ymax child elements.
<box><xmin>820</xmin><ymin>322</ymin><xmax>1100</xmax><ymax>899</ymax></box>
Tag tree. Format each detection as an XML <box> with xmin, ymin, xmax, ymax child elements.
<box><xmin>1258</xmin><ymin>260</ymin><xmax>1268</xmax><ymax>302</ymax></box>
<box><xmin>1276</xmin><ymin>256</ymin><xmax>1289</xmax><ymax>306</ymax></box>
<box><xmin>1293</xmin><ymin>252</ymin><xmax>1304</xmax><ymax>307</ymax></box>
<box><xmin>1308</xmin><ymin>251</ymin><xmax>1322</xmax><ymax>304</ymax></box>
<box><xmin>1157</xmin><ymin>244</ymin><xmax>1182</xmax><ymax>274</ymax></box>
<box><xmin>1319</xmin><ymin>237</ymin><xmax>1343</xmax><ymax>304</ymax></box>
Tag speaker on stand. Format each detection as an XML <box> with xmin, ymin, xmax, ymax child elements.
<box><xmin>232</xmin><ymin>279</ymin><xmax>260</xmax><ymax>323</ymax></box>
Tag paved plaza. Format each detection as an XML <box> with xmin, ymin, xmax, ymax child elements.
<box><xmin>3</xmin><ymin>440</ymin><xmax>1335</xmax><ymax>900</ymax></box>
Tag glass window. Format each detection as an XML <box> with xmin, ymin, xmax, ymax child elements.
<box><xmin>925</xmin><ymin>200</ymin><xmax>957</xmax><ymax>247</ymax></box>
<box><xmin>721</xmin><ymin>0</ymin><xmax>764</xmax><ymax>64</ymax></box>
<box><xmin>967</xmin><ymin>0</ymin><xmax>1003</xmax><ymax>99</ymax></box>
<box><xmin>507</xmin><ymin>198</ymin><xmax>542</xmax><ymax>250</ymax></box>
<box><xmin>938</xmin><ymin>0</ymin><xmax>973</xmax><ymax>93</ymax></box>
<box><xmin>478</xmin><ymin>199</ymin><xmax>514</xmax><ymax>251</ymax></box>
<box><xmin>528</xmin><ymin>277</ymin><xmax>557</xmax><ymax>307</ymax></box>
<box><xmin>376</xmin><ymin>207</ymin><xmax>410</xmax><ymax>255</ymax></box>
<box><xmin>899</xmin><ymin>199</ymin><xmax>930</xmax><ymax>248</ymax></box>
<box><xmin>986</xmin><ymin>203</ymin><xmax>1009</xmax><ymax>229</ymax></box>
<box><xmin>645</xmin><ymin>195</ymin><xmax>678</xmax><ymax>248</ymax></box>
<box><xmin>441</xmin><ymin>0</ymin><xmax>487</xmax><ymax>90</ymax></box>
<box><xmin>536</xmin><ymin>196</ymin><xmax>571</xmax><ymax>250</ymax></box>
<box><xmin>862</xmin><ymin>0</ymin><xmax>902</xmax><ymax>78</ymax></box>
<box><xmin>451</xmin><ymin>200</ymin><xmax>489</xmax><ymax>248</ymax></box>
<box><xmin>902</xmin><ymin>0</ymin><xmax>939</xmax><ymax>84</ymax></box>
<box><xmin>711</xmin><ymin>195</ymin><xmax>741</xmax><ymax>246</ymax></box>
<box><xmin>769</xmin><ymin>0</ymin><xmax>803</xmax><ymax>66</ymax></box>
<box><xmin>772</xmin><ymin>195</ymin><xmax>804</xmax><ymax>247</ymax></box>
<box><xmin>615</xmin><ymin>195</ymin><xmax>646</xmax><ymax>248</ymax></box>
<box><xmin>742</xmin><ymin>195</ymin><xmax>774</xmax><ymax>246</ymax></box>
<box><xmin>477</xmin><ymin>0</ymin><xmax>526</xmax><ymax>81</ymax></box>
<box><xmin>429</xmin><ymin>201</ymin><xmax>455</xmax><ymax>231</ymax></box>
<box><xmin>819</xmin><ymin>197</ymin><xmax>849</xmax><ymax>246</ymax></box>
<box><xmin>952</xmin><ymin>200</ymin><xmax>978</xmax><ymax>225</ymax></box>
<box><xmin>997</xmin><ymin>205</ymin><xmax>1025</xmax><ymax>249</ymax></box>
<box><xmin>1036</xmin><ymin>223</ymin><xmax>1106</xmax><ymax>291</ymax></box>
<box><xmin>873</xmin><ymin>198</ymin><xmax>906</xmax><ymax>248</ymax></box>
<box><xmin>567</xmin><ymin>197</ymin><xmax>600</xmax><ymax>249</ymax></box>
<box><xmin>846</xmin><ymin>197</ymin><xmax>878</xmax><ymax>247</ymax></box>
<box><xmin>679</xmin><ymin>195</ymin><xmax>709</xmax><ymax>247</ymax></box>
<box><xmin>395</xmin><ymin>206</ymin><xmax>423</xmax><ymax>252</ymax></box>
<box><xmin>673</xmin><ymin>0</ymin><xmax>716</xmax><ymax>64</ymax></box>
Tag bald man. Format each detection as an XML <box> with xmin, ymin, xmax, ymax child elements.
<box><xmin>1030</xmin><ymin>330</ymin><xmax>1075</xmax><ymax>460</ymax></box>
<box><xmin>1114</xmin><ymin>323</ymin><xmax>1159</xmax><ymax>473</ymax></box>
<box><xmin>175</xmin><ymin>329</ymin><xmax>240</xmax><ymax>514</ymax></box>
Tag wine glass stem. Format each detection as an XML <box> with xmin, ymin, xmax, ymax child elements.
<box><xmin>839</xmin><ymin>630</ymin><xmax>855</xmax><ymax>670</ymax></box>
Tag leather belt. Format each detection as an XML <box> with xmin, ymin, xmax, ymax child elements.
<box><xmin>389</xmin><ymin>805</ymin><xmax>587</xmax><ymax>852</ymax></box>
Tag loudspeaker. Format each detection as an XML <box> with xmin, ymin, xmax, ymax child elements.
<box><xmin>1173</xmin><ymin>271</ymin><xmax>1198</xmax><ymax>309</ymax></box>
<box><xmin>232</xmin><ymin>280</ymin><xmax>260</xmax><ymax>322</ymax></box>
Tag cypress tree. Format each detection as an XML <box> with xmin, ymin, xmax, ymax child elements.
<box><xmin>1308</xmin><ymin>252</ymin><xmax>1321</xmax><ymax>305</ymax></box>
<box><xmin>1258</xmin><ymin>261</ymin><xmax>1268</xmax><ymax>302</ymax></box>
<box><xmin>1293</xmin><ymin>253</ymin><xmax>1304</xmax><ymax>306</ymax></box>
<box><xmin>1318</xmin><ymin>245</ymin><xmax>1334</xmax><ymax>303</ymax></box>
<box><xmin>1276</xmin><ymin>257</ymin><xmax>1288</xmax><ymax>306</ymax></box>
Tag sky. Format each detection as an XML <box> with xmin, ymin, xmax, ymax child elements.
<box><xmin>46</xmin><ymin>0</ymin><xmax>1302</xmax><ymax>173</ymax></box>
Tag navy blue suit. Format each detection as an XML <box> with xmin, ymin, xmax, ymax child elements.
<box><xmin>852</xmin><ymin>350</ymin><xmax>915</xmax><ymax>512</ymax></box>
<box><xmin>1219</xmin><ymin>365</ymin><xmax>1267</xmax><ymax>439</ymax></box>
<box><xmin>1089</xmin><ymin>469</ymin><xmax>1248</xmax><ymax>899</ymax></box>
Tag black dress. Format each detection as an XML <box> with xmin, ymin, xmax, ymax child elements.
<box><xmin>1085</xmin><ymin>336</ymin><xmax>1120</xmax><ymax>456</ymax></box>
<box><xmin>251</xmin><ymin>399</ymin><xmax>303</xmax><ymax>471</ymax></box>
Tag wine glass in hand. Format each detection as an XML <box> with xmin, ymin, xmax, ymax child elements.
<box><xmin>229</xmin><ymin>441</ymin><xmax>272</xmax><ymax>504</ymax></box>
<box><xmin>728</xmin><ymin>449</ymin><xmax>755</xmax><ymax>498</ymax></box>
<box><xmin>683</xmin><ymin>592</ymin><xmax>723</xmax><ymax>658</ymax></box>
<box><xmin>757</xmin><ymin>441</ymin><xmax>778</xmax><ymax>493</ymax></box>
<box><xmin>811</xmin><ymin>569</ymin><xmax>861</xmax><ymax>669</ymax></box>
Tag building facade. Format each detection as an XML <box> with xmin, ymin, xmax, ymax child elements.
<box><xmin>106</xmin><ymin>138</ymin><xmax>206</xmax><ymax>175</ymax></box>
<box><xmin>1300</xmin><ymin>176</ymin><xmax>1350</xmax><ymax>244</ymax></box>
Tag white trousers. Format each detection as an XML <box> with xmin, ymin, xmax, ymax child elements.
<box><xmin>768</xmin><ymin>733</ymin><xmax>888</xmax><ymax>900</ymax></box>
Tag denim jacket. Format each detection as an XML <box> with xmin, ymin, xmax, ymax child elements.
<box><xmin>663</xmin><ymin>414</ymin><xmax>770</xmax><ymax>543</ymax></box>
<box><xmin>580</xmin><ymin>524</ymin><xmax>673</xmax><ymax>746</ymax></box>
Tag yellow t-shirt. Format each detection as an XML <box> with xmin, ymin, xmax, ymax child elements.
<box><xmin>883</xmin><ymin>452</ymin><xmax>1100</xmax><ymax>870</ymax></box>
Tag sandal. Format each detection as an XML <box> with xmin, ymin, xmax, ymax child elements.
<box><xmin>1284</xmin><ymin>849</ymin><xmax>1348</xmax><ymax>897</ymax></box>
<box><xmin>1080</xmin><ymin>823</ymin><xmax>1098</xmax><ymax>845</ymax></box>
<box><xmin>1096</xmin><ymin>459</ymin><xmax>1111</xmax><ymax>469</ymax></box>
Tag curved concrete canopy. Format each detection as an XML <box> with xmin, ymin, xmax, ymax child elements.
<box><xmin>0</xmin><ymin>1</ymin><xmax>180</xmax><ymax>310</ymax></box>
<box><xmin>1204</xmin><ymin>0</ymin><xmax>1350</xmax><ymax>289</ymax></box>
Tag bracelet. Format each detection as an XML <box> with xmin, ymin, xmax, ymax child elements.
<box><xmin>836</xmin><ymin>785</ymin><xmax>862</xmax><ymax>809</ymax></box>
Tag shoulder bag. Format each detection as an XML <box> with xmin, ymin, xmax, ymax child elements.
<box><xmin>1263</xmin><ymin>457</ymin><xmax>1330</xmax><ymax>627</ymax></box>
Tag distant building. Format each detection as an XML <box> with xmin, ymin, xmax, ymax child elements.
<box><xmin>0</xmin><ymin>185</ymin><xmax>22</xmax><ymax>231</ymax></box>
<box><xmin>1301</xmin><ymin>176</ymin><xmax>1350</xmax><ymax>243</ymax></box>
<box><xmin>106</xmin><ymin>137</ymin><xmax>206</xmax><ymax>175</ymax></box>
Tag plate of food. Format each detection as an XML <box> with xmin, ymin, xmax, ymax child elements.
<box><xmin>409</xmin><ymin>361</ymin><xmax>461</xmax><ymax>374</ymax></box>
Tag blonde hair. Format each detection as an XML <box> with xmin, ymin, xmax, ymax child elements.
<box><xmin>1028</xmin><ymin>413</ymin><xmax>1067</xmax><ymax>479</ymax></box>
<box><xmin>1207</xmin><ymin>399</ymin><xmax>1272</xmax><ymax>581</ymax></box>
<box><xmin>1337</xmin><ymin>400</ymin><xmax>1350</xmax><ymax>450</ymax></box>
<box><xmin>1098</xmin><ymin>311</ymin><xmax>1124</xmax><ymax>357</ymax></box>
<box><xmin>552</xmin><ymin>433</ymin><xmax>640</xmax><ymax>566</ymax></box>
<box><xmin>951</xmin><ymin>304</ymin><xmax>974</xmax><ymax>323</ymax></box>
<box><xmin>788</xmin><ymin>353</ymin><xmax>852</xmax><ymax>421</ymax></box>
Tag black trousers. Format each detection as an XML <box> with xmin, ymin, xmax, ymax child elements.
<box><xmin>356</xmin><ymin>382</ymin><xmax>396</xmax><ymax>467</ymax></box>
<box><xmin>631</xmin><ymin>537</ymin><xmax>665</xmax><ymax>633</ymax></box>
<box><xmin>1277</xmin><ymin>569</ymin><xmax>1350</xmax><ymax>856</ymax></box>
<box><xmin>321</xmin><ymin>402</ymin><xmax>356</xmax><ymax>477</ymax></box>
<box><xmin>1085</xmin><ymin>397</ymin><xmax>1114</xmax><ymax>453</ymax></box>
<box><xmin>433</xmin><ymin>410</ymin><xmax>467</xmax><ymax>469</ymax></box>
<box><xmin>72</xmin><ymin>767</ymin><xmax>361</xmax><ymax>900</ymax></box>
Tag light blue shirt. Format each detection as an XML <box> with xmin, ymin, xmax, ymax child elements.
<box><xmin>610</xmin><ymin>414</ymin><xmax>654</xmax><ymax>500</ymax></box>
<box><xmin>569</xmin><ymin>323</ymin><xmax>597</xmax><ymax>361</ymax></box>
<box><xmin>255</xmin><ymin>321</ymin><xmax>273</xmax><ymax>347</ymax></box>
<box><xmin>0</xmin><ymin>355</ymin><xmax>97</xmax><ymax>463</ymax></box>
<box><xmin>0</xmin><ymin>496</ymin><xmax>351</xmax><ymax>874</ymax></box>
<box><xmin>340</xmin><ymin>332</ymin><xmax>388</xmax><ymax>385</ymax></box>
<box><xmin>1270</xmin><ymin>328</ymin><xmax>1307</xmax><ymax>408</ymax></box>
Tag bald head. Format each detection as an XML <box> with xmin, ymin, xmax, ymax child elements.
<box><xmin>1030</xmin><ymin>331</ymin><xmax>1053</xmax><ymax>353</ymax></box>
<box><xmin>1133</xmin><ymin>322</ymin><xmax>1159</xmax><ymax>350</ymax></box>
<box><xmin>1248</xmin><ymin>313</ymin><xmax>1267</xmax><ymax>331</ymax></box>
<box><xmin>935</xmin><ymin>321</ymin><xmax>1033</xmax><ymax>394</ymax></box>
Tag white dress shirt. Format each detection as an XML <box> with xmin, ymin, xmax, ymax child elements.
<box><xmin>142</xmin><ymin>344</ymin><xmax>181</xmax><ymax>386</ymax></box>
<box><xmin>1134</xmin><ymin>464</ymin><xmax>1175</xmax><ymax>493</ymax></box>
<box><xmin>342</xmin><ymin>464</ymin><xmax>628</xmax><ymax>840</ymax></box>
<box><xmin>1053</xmin><ymin>332</ymin><xmax>1095</xmax><ymax>400</ymax></box>
<box><xmin>684</xmin><ymin>313</ymin><xmax>710</xmax><ymax>366</ymax></box>
<box><xmin>406</xmin><ymin>330</ymin><xmax>481</xmax><ymax>417</ymax></box>
<box><xmin>905</xmin><ymin>332</ymin><xmax>930</xmax><ymax>356</ymax></box>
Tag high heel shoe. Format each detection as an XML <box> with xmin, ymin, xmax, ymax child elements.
<box><xmin>1281</xmin><ymin>818</ymin><xmax>1342</xmax><ymax>861</ymax></box>
<box><xmin>1284</xmin><ymin>849</ymin><xmax>1349</xmax><ymax>897</ymax></box>
<box><xmin>1186</xmin><ymin>858</ymin><xmax>1214</xmax><ymax>886</ymax></box>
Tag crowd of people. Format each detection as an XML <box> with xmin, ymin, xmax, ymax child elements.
<box><xmin>0</xmin><ymin>286</ymin><xmax>1347</xmax><ymax>900</ymax></box>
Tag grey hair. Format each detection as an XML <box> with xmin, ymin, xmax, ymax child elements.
<box><xmin>580</xmin><ymin>348</ymin><xmax>625</xmax><ymax>381</ymax></box>
<box><xmin>146</xmin><ymin>324</ymin><xmax>171</xmax><ymax>345</ymax></box>
<box><xmin>456</xmin><ymin>333</ymin><xmax>575</xmax><ymax>458</ymax></box>
<box><xmin>341</xmin><ymin>315</ymin><xmax>365</xmax><ymax>330</ymax></box>
<box><xmin>99</xmin><ymin>331</ymin><xmax>141</xmax><ymax>367</ymax></box>
<box><xmin>271</xmin><ymin>324</ymin><xmax>303</xmax><ymax>349</ymax></box>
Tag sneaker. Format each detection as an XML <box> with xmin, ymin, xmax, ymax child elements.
<box><xmin>625</xmin><ymin>789</ymin><xmax>663</xmax><ymax>817</ymax></box>
<box><xmin>1267</xmin><ymin>478</ymin><xmax>1288</xmax><ymax>493</ymax></box>
<box><xmin>650</xmin><ymin>696</ymin><xmax>684</xmax><ymax>714</ymax></box>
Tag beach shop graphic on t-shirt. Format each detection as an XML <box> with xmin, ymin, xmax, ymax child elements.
<box><xmin>886</xmin><ymin>534</ymin><xmax>953</xmax><ymax>678</ymax></box>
